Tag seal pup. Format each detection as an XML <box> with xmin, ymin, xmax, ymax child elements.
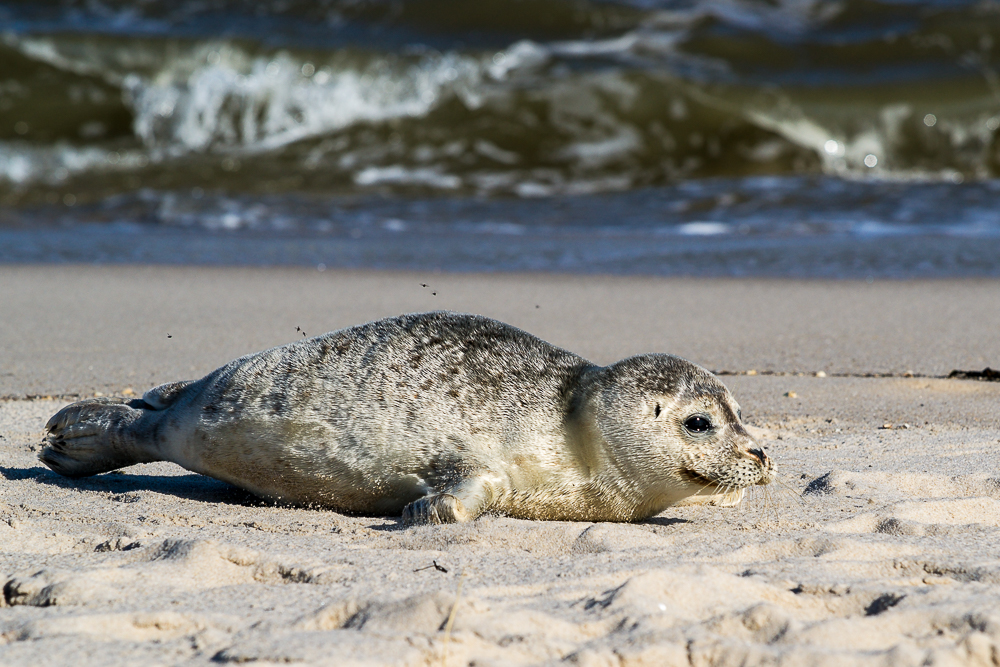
<box><xmin>41</xmin><ymin>311</ymin><xmax>773</xmax><ymax>524</ymax></box>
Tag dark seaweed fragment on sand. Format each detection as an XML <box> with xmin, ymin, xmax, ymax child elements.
<box><xmin>947</xmin><ymin>367</ymin><xmax>1000</xmax><ymax>381</ymax></box>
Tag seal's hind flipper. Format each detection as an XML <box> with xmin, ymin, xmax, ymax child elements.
<box><xmin>142</xmin><ymin>380</ymin><xmax>194</xmax><ymax>410</ymax></box>
<box><xmin>41</xmin><ymin>398</ymin><xmax>159</xmax><ymax>477</ymax></box>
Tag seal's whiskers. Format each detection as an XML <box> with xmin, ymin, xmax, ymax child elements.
<box><xmin>768</xmin><ymin>473</ymin><xmax>806</xmax><ymax>507</ymax></box>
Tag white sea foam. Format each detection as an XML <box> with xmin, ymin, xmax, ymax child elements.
<box><xmin>354</xmin><ymin>166</ymin><xmax>461</xmax><ymax>189</ymax></box>
<box><xmin>126</xmin><ymin>50</ymin><xmax>485</xmax><ymax>153</ymax></box>
<box><xmin>677</xmin><ymin>221</ymin><xmax>731</xmax><ymax>235</ymax></box>
<box><xmin>556</xmin><ymin>128</ymin><xmax>642</xmax><ymax>169</ymax></box>
<box><xmin>0</xmin><ymin>142</ymin><xmax>145</xmax><ymax>187</ymax></box>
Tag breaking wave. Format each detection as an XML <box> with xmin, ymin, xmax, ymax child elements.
<box><xmin>2</xmin><ymin>0</ymin><xmax>1000</xmax><ymax>203</ymax></box>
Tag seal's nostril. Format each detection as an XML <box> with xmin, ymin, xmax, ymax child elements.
<box><xmin>747</xmin><ymin>448</ymin><xmax>767</xmax><ymax>465</ymax></box>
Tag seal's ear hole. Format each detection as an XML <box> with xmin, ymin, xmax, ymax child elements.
<box><xmin>654</xmin><ymin>403</ymin><xmax>662</xmax><ymax>418</ymax></box>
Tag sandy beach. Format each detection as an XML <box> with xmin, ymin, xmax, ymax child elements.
<box><xmin>2</xmin><ymin>266</ymin><xmax>1000</xmax><ymax>666</ymax></box>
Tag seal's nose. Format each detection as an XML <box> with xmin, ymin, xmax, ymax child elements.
<box><xmin>747</xmin><ymin>448</ymin><xmax>769</xmax><ymax>467</ymax></box>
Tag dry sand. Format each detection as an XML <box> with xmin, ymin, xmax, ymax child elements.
<box><xmin>2</xmin><ymin>266</ymin><xmax>1000</xmax><ymax>666</ymax></box>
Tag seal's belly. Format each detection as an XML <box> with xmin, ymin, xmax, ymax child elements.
<box><xmin>182</xmin><ymin>412</ymin><xmax>484</xmax><ymax>512</ymax></box>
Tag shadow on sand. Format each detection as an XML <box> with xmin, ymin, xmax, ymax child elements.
<box><xmin>643</xmin><ymin>516</ymin><xmax>692</xmax><ymax>527</ymax></box>
<box><xmin>1</xmin><ymin>464</ymin><xmax>260</xmax><ymax>506</ymax></box>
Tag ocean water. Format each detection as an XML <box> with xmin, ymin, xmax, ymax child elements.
<box><xmin>2</xmin><ymin>0</ymin><xmax>1000</xmax><ymax>276</ymax></box>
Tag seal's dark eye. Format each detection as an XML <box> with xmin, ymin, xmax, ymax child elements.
<box><xmin>684</xmin><ymin>415</ymin><xmax>712</xmax><ymax>433</ymax></box>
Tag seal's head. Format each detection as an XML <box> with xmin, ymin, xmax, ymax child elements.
<box><xmin>581</xmin><ymin>354</ymin><xmax>772</xmax><ymax>518</ymax></box>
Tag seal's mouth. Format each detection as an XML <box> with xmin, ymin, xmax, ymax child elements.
<box><xmin>679</xmin><ymin>468</ymin><xmax>718</xmax><ymax>489</ymax></box>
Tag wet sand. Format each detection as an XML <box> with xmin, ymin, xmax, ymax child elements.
<box><xmin>2</xmin><ymin>266</ymin><xmax>1000</xmax><ymax>666</ymax></box>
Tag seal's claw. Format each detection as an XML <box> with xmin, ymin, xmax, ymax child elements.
<box><xmin>402</xmin><ymin>493</ymin><xmax>471</xmax><ymax>525</ymax></box>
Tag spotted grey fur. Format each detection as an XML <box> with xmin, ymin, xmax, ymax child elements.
<box><xmin>41</xmin><ymin>311</ymin><xmax>773</xmax><ymax>523</ymax></box>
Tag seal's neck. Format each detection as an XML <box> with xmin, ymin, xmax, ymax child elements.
<box><xmin>560</xmin><ymin>380</ymin><xmax>663</xmax><ymax>521</ymax></box>
<box><xmin>563</xmin><ymin>368</ymin><xmax>696</xmax><ymax>521</ymax></box>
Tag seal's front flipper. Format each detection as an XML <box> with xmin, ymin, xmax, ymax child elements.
<box><xmin>41</xmin><ymin>398</ymin><xmax>160</xmax><ymax>477</ymax></box>
<box><xmin>401</xmin><ymin>475</ymin><xmax>499</xmax><ymax>525</ymax></box>
<box><xmin>401</xmin><ymin>493</ymin><xmax>473</xmax><ymax>524</ymax></box>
